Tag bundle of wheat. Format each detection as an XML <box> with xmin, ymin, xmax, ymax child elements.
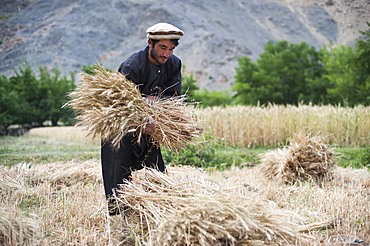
<box><xmin>67</xmin><ymin>65</ymin><xmax>201</xmax><ymax>150</ymax></box>
<box><xmin>0</xmin><ymin>164</ymin><xmax>33</xmax><ymax>201</ymax></box>
<box><xmin>114</xmin><ymin>168</ymin><xmax>303</xmax><ymax>245</ymax></box>
<box><xmin>0</xmin><ymin>210</ymin><xmax>39</xmax><ymax>246</ymax></box>
<box><xmin>257</xmin><ymin>133</ymin><xmax>335</xmax><ymax>184</ymax></box>
<box><xmin>24</xmin><ymin>160</ymin><xmax>102</xmax><ymax>187</ymax></box>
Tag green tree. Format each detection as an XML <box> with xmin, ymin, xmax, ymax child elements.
<box><xmin>182</xmin><ymin>72</ymin><xmax>199</xmax><ymax>101</ymax></box>
<box><xmin>321</xmin><ymin>45</ymin><xmax>358</xmax><ymax>106</ymax></box>
<box><xmin>193</xmin><ymin>89</ymin><xmax>234</xmax><ymax>107</ymax></box>
<box><xmin>0</xmin><ymin>75</ymin><xmax>24</xmax><ymax>134</ymax></box>
<box><xmin>182</xmin><ymin>71</ymin><xmax>234</xmax><ymax>107</ymax></box>
<box><xmin>233</xmin><ymin>41</ymin><xmax>327</xmax><ymax>105</ymax></box>
<box><xmin>321</xmin><ymin>24</ymin><xmax>370</xmax><ymax>107</ymax></box>
<box><xmin>232</xmin><ymin>56</ymin><xmax>258</xmax><ymax>104</ymax></box>
<box><xmin>3</xmin><ymin>62</ymin><xmax>76</xmax><ymax>128</ymax></box>
<box><xmin>9</xmin><ymin>61</ymin><xmax>40</xmax><ymax>125</ymax></box>
<box><xmin>38</xmin><ymin>66</ymin><xmax>76</xmax><ymax>126</ymax></box>
<box><xmin>82</xmin><ymin>64</ymin><xmax>114</xmax><ymax>75</ymax></box>
<box><xmin>354</xmin><ymin>23</ymin><xmax>370</xmax><ymax>105</ymax></box>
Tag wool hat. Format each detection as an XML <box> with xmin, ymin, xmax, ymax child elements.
<box><xmin>146</xmin><ymin>22</ymin><xmax>184</xmax><ymax>40</ymax></box>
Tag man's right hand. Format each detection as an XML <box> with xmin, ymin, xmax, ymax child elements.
<box><xmin>143</xmin><ymin>115</ymin><xmax>156</xmax><ymax>134</ymax></box>
<box><xmin>144</xmin><ymin>96</ymin><xmax>159</xmax><ymax>105</ymax></box>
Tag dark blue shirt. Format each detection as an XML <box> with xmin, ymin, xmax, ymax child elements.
<box><xmin>118</xmin><ymin>46</ymin><xmax>182</xmax><ymax>97</ymax></box>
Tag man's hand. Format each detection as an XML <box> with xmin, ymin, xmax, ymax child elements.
<box><xmin>142</xmin><ymin>96</ymin><xmax>158</xmax><ymax>134</ymax></box>
<box><xmin>144</xmin><ymin>96</ymin><xmax>160</xmax><ymax>105</ymax></box>
<box><xmin>143</xmin><ymin>115</ymin><xmax>156</xmax><ymax>134</ymax></box>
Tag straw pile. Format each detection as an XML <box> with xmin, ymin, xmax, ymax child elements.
<box><xmin>0</xmin><ymin>210</ymin><xmax>39</xmax><ymax>246</ymax></box>
<box><xmin>67</xmin><ymin>64</ymin><xmax>201</xmax><ymax>149</ymax></box>
<box><xmin>114</xmin><ymin>168</ymin><xmax>303</xmax><ymax>245</ymax></box>
<box><xmin>23</xmin><ymin>161</ymin><xmax>102</xmax><ymax>188</ymax></box>
<box><xmin>256</xmin><ymin>133</ymin><xmax>335</xmax><ymax>184</ymax></box>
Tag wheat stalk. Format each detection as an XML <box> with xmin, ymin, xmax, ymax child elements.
<box><xmin>67</xmin><ymin>64</ymin><xmax>202</xmax><ymax>150</ymax></box>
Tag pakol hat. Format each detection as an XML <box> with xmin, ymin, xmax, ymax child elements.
<box><xmin>146</xmin><ymin>22</ymin><xmax>184</xmax><ymax>40</ymax></box>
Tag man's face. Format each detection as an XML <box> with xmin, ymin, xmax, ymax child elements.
<box><xmin>148</xmin><ymin>39</ymin><xmax>176</xmax><ymax>66</ymax></box>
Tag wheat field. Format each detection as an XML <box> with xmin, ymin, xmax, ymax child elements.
<box><xmin>3</xmin><ymin>105</ymin><xmax>369</xmax><ymax>245</ymax></box>
<box><xmin>196</xmin><ymin>104</ymin><xmax>370</xmax><ymax>147</ymax></box>
<box><xmin>29</xmin><ymin>105</ymin><xmax>370</xmax><ymax>148</ymax></box>
<box><xmin>0</xmin><ymin>160</ymin><xmax>369</xmax><ymax>245</ymax></box>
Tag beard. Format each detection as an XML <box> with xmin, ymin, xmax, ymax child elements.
<box><xmin>150</xmin><ymin>49</ymin><xmax>168</xmax><ymax>65</ymax></box>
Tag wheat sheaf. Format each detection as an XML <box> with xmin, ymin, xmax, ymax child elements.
<box><xmin>67</xmin><ymin>64</ymin><xmax>202</xmax><ymax>150</ymax></box>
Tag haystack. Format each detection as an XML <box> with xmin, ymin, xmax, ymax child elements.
<box><xmin>114</xmin><ymin>168</ymin><xmax>303</xmax><ymax>245</ymax></box>
<box><xmin>67</xmin><ymin>65</ymin><xmax>201</xmax><ymax>150</ymax></box>
<box><xmin>256</xmin><ymin>133</ymin><xmax>335</xmax><ymax>184</ymax></box>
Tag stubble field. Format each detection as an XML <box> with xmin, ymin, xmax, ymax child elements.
<box><xmin>0</xmin><ymin>104</ymin><xmax>369</xmax><ymax>245</ymax></box>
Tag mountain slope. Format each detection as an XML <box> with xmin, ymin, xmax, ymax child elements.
<box><xmin>0</xmin><ymin>0</ymin><xmax>369</xmax><ymax>91</ymax></box>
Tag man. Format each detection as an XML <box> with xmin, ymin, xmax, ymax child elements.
<box><xmin>101</xmin><ymin>22</ymin><xmax>184</xmax><ymax>215</ymax></box>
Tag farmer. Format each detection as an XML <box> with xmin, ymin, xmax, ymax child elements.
<box><xmin>101</xmin><ymin>22</ymin><xmax>184</xmax><ymax>215</ymax></box>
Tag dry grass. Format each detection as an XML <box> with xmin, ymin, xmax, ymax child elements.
<box><xmin>29</xmin><ymin>104</ymin><xmax>369</xmax><ymax>149</ymax></box>
<box><xmin>0</xmin><ymin>159</ymin><xmax>369</xmax><ymax>245</ymax></box>
<box><xmin>0</xmin><ymin>210</ymin><xmax>38</xmax><ymax>246</ymax></box>
<box><xmin>11</xmin><ymin>101</ymin><xmax>370</xmax><ymax>245</ymax></box>
<box><xmin>67</xmin><ymin>65</ymin><xmax>201</xmax><ymax>150</ymax></box>
<box><xmin>197</xmin><ymin>104</ymin><xmax>370</xmax><ymax>147</ymax></box>
<box><xmin>27</xmin><ymin>126</ymin><xmax>100</xmax><ymax>144</ymax></box>
<box><xmin>217</xmin><ymin>165</ymin><xmax>370</xmax><ymax>245</ymax></box>
<box><xmin>114</xmin><ymin>169</ymin><xmax>304</xmax><ymax>245</ymax></box>
<box><xmin>256</xmin><ymin>132</ymin><xmax>335</xmax><ymax>184</ymax></box>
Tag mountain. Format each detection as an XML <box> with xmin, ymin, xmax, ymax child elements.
<box><xmin>1</xmin><ymin>0</ymin><xmax>369</xmax><ymax>91</ymax></box>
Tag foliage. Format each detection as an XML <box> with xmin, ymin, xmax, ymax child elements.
<box><xmin>182</xmin><ymin>71</ymin><xmax>235</xmax><ymax>107</ymax></box>
<box><xmin>320</xmin><ymin>45</ymin><xmax>356</xmax><ymax>106</ymax></box>
<box><xmin>320</xmin><ymin>34</ymin><xmax>370</xmax><ymax>107</ymax></box>
<box><xmin>37</xmin><ymin>66</ymin><xmax>76</xmax><ymax>126</ymax></box>
<box><xmin>82</xmin><ymin>64</ymin><xmax>114</xmax><ymax>75</ymax></box>
<box><xmin>360</xmin><ymin>147</ymin><xmax>370</xmax><ymax>167</ymax></box>
<box><xmin>9</xmin><ymin>61</ymin><xmax>40</xmax><ymax>125</ymax></box>
<box><xmin>0</xmin><ymin>61</ymin><xmax>76</xmax><ymax>133</ymax></box>
<box><xmin>356</xmin><ymin>22</ymin><xmax>370</xmax><ymax>86</ymax></box>
<box><xmin>0</xmin><ymin>75</ymin><xmax>25</xmax><ymax>133</ymax></box>
<box><xmin>192</xmin><ymin>89</ymin><xmax>235</xmax><ymax>107</ymax></box>
<box><xmin>336</xmin><ymin>147</ymin><xmax>370</xmax><ymax>169</ymax></box>
<box><xmin>352</xmin><ymin>22</ymin><xmax>370</xmax><ymax>105</ymax></box>
<box><xmin>19</xmin><ymin>196</ymin><xmax>43</xmax><ymax>212</ymax></box>
<box><xmin>163</xmin><ymin>135</ymin><xmax>264</xmax><ymax>170</ymax></box>
<box><xmin>233</xmin><ymin>41</ymin><xmax>327</xmax><ymax>105</ymax></box>
<box><xmin>233</xmin><ymin>31</ymin><xmax>370</xmax><ymax>106</ymax></box>
<box><xmin>233</xmin><ymin>56</ymin><xmax>258</xmax><ymax>105</ymax></box>
<box><xmin>181</xmin><ymin>72</ymin><xmax>199</xmax><ymax>99</ymax></box>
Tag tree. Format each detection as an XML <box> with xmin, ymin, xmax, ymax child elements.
<box><xmin>0</xmin><ymin>75</ymin><xmax>24</xmax><ymax>134</ymax></box>
<box><xmin>321</xmin><ymin>24</ymin><xmax>370</xmax><ymax>106</ymax></box>
<box><xmin>9</xmin><ymin>61</ymin><xmax>40</xmax><ymax>125</ymax></box>
<box><xmin>2</xmin><ymin>62</ymin><xmax>76</xmax><ymax>129</ymax></box>
<box><xmin>182</xmin><ymin>70</ymin><xmax>234</xmax><ymax>107</ymax></box>
<box><xmin>193</xmin><ymin>89</ymin><xmax>234</xmax><ymax>107</ymax></box>
<box><xmin>233</xmin><ymin>41</ymin><xmax>327</xmax><ymax>105</ymax></box>
<box><xmin>354</xmin><ymin>22</ymin><xmax>370</xmax><ymax>105</ymax></box>
<box><xmin>232</xmin><ymin>56</ymin><xmax>258</xmax><ymax>104</ymax></box>
<box><xmin>321</xmin><ymin>45</ymin><xmax>358</xmax><ymax>106</ymax></box>
<box><xmin>82</xmin><ymin>64</ymin><xmax>114</xmax><ymax>75</ymax></box>
<box><xmin>182</xmin><ymin>73</ymin><xmax>199</xmax><ymax>97</ymax></box>
<box><xmin>38</xmin><ymin>66</ymin><xmax>75</xmax><ymax>126</ymax></box>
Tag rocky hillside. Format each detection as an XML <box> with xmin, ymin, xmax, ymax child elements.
<box><xmin>1</xmin><ymin>0</ymin><xmax>369</xmax><ymax>91</ymax></box>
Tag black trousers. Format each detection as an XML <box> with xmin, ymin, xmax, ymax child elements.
<box><xmin>101</xmin><ymin>133</ymin><xmax>166</xmax><ymax>199</ymax></box>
